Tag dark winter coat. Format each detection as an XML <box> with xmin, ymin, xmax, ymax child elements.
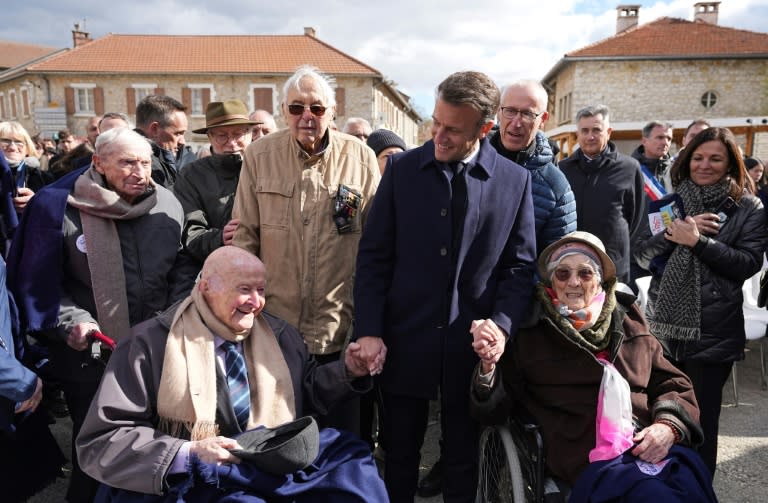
<box><xmin>490</xmin><ymin>130</ymin><xmax>576</xmax><ymax>253</ymax></box>
<box><xmin>470</xmin><ymin>291</ymin><xmax>702</xmax><ymax>486</ymax></box>
<box><xmin>634</xmin><ymin>192</ymin><xmax>768</xmax><ymax>362</ymax></box>
<box><xmin>560</xmin><ymin>142</ymin><xmax>645</xmax><ymax>284</ymax></box>
<box><xmin>172</xmin><ymin>153</ymin><xmax>241</xmax><ymax>264</ymax></box>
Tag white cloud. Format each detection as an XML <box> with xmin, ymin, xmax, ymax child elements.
<box><xmin>3</xmin><ymin>0</ymin><xmax>766</xmax><ymax>115</ymax></box>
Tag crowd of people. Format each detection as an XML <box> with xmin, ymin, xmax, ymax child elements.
<box><xmin>0</xmin><ymin>63</ymin><xmax>765</xmax><ymax>503</ymax></box>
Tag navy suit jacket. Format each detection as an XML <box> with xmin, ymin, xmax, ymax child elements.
<box><xmin>354</xmin><ymin>138</ymin><xmax>536</xmax><ymax>397</ymax></box>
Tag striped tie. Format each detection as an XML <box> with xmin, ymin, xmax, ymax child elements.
<box><xmin>222</xmin><ymin>341</ymin><xmax>250</xmax><ymax>430</ymax></box>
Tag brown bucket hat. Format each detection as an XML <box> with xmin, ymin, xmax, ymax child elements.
<box><xmin>192</xmin><ymin>99</ymin><xmax>261</xmax><ymax>134</ymax></box>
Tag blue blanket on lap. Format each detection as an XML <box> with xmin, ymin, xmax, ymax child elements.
<box><xmin>95</xmin><ymin>428</ymin><xmax>387</xmax><ymax>503</ymax></box>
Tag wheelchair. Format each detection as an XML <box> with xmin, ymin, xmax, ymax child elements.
<box><xmin>475</xmin><ymin>418</ymin><xmax>546</xmax><ymax>503</ymax></box>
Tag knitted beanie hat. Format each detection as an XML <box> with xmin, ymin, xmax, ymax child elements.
<box><xmin>367</xmin><ymin>129</ymin><xmax>406</xmax><ymax>157</ymax></box>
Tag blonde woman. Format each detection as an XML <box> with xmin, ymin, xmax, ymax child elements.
<box><xmin>0</xmin><ymin>121</ymin><xmax>52</xmax><ymax>214</ymax></box>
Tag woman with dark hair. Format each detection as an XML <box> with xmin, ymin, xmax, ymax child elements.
<box><xmin>634</xmin><ymin>127</ymin><xmax>768</xmax><ymax>479</ymax></box>
<box><xmin>745</xmin><ymin>156</ymin><xmax>768</xmax><ymax>208</ymax></box>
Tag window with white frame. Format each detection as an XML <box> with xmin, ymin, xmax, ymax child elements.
<box><xmin>8</xmin><ymin>90</ymin><xmax>17</xmax><ymax>118</ymax></box>
<box><xmin>0</xmin><ymin>93</ymin><xmax>5</xmax><ymax>119</ymax></box>
<box><xmin>72</xmin><ymin>84</ymin><xmax>96</xmax><ymax>114</ymax></box>
<box><xmin>188</xmin><ymin>84</ymin><xmax>214</xmax><ymax>116</ymax></box>
<box><xmin>133</xmin><ymin>84</ymin><xmax>156</xmax><ymax>105</ymax></box>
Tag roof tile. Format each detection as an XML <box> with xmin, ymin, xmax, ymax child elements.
<box><xmin>0</xmin><ymin>40</ymin><xmax>60</xmax><ymax>69</ymax></box>
<box><xmin>568</xmin><ymin>17</ymin><xmax>768</xmax><ymax>58</ymax></box>
<box><xmin>28</xmin><ymin>34</ymin><xmax>380</xmax><ymax>75</ymax></box>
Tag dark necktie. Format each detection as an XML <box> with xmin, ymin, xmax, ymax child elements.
<box><xmin>450</xmin><ymin>162</ymin><xmax>468</xmax><ymax>261</ymax></box>
<box><xmin>222</xmin><ymin>341</ymin><xmax>250</xmax><ymax>430</ymax></box>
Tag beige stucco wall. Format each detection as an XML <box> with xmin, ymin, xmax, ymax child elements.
<box><xmin>548</xmin><ymin>58</ymin><xmax>768</xmax><ymax>125</ymax></box>
<box><xmin>0</xmin><ymin>72</ymin><xmax>420</xmax><ymax>150</ymax></box>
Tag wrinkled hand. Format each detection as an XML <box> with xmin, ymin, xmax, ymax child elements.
<box><xmin>190</xmin><ymin>436</ymin><xmax>242</xmax><ymax>465</ymax></box>
<box><xmin>222</xmin><ymin>218</ymin><xmax>240</xmax><ymax>245</ymax></box>
<box><xmin>15</xmin><ymin>377</ymin><xmax>43</xmax><ymax>414</ymax></box>
<box><xmin>354</xmin><ymin>336</ymin><xmax>387</xmax><ymax>375</ymax></box>
<box><xmin>67</xmin><ymin>322</ymin><xmax>101</xmax><ymax>351</ymax></box>
<box><xmin>631</xmin><ymin>423</ymin><xmax>675</xmax><ymax>464</ymax></box>
<box><xmin>13</xmin><ymin>187</ymin><xmax>34</xmax><ymax>213</ymax></box>
<box><xmin>470</xmin><ymin>319</ymin><xmax>507</xmax><ymax>374</ymax></box>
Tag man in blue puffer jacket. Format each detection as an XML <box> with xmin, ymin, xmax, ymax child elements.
<box><xmin>490</xmin><ymin>80</ymin><xmax>576</xmax><ymax>254</ymax></box>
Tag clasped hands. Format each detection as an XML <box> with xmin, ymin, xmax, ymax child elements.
<box><xmin>471</xmin><ymin>319</ymin><xmax>507</xmax><ymax>374</ymax></box>
<box><xmin>346</xmin><ymin>337</ymin><xmax>387</xmax><ymax>377</ymax></box>
<box><xmin>664</xmin><ymin>213</ymin><xmax>719</xmax><ymax>247</ymax></box>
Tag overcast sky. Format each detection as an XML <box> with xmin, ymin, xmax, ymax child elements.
<box><xmin>3</xmin><ymin>0</ymin><xmax>767</xmax><ymax>116</ymax></box>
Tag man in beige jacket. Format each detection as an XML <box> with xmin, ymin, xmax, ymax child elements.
<box><xmin>232</xmin><ymin>65</ymin><xmax>381</xmax><ymax>434</ymax></box>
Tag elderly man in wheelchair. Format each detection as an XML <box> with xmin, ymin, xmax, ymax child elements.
<box><xmin>469</xmin><ymin>232</ymin><xmax>718</xmax><ymax>502</ymax></box>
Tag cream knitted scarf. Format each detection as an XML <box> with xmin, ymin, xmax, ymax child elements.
<box><xmin>157</xmin><ymin>287</ymin><xmax>296</xmax><ymax>440</ymax></box>
<box><xmin>66</xmin><ymin>167</ymin><xmax>156</xmax><ymax>342</ymax></box>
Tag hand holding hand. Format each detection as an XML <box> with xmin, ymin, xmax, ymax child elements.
<box><xmin>691</xmin><ymin>213</ymin><xmax>719</xmax><ymax>236</ymax></box>
<box><xmin>222</xmin><ymin>218</ymin><xmax>240</xmax><ymax>245</ymax></box>
<box><xmin>631</xmin><ymin>422</ymin><xmax>675</xmax><ymax>464</ymax></box>
<box><xmin>190</xmin><ymin>436</ymin><xmax>242</xmax><ymax>465</ymax></box>
<box><xmin>15</xmin><ymin>377</ymin><xmax>43</xmax><ymax>414</ymax></box>
<box><xmin>67</xmin><ymin>322</ymin><xmax>101</xmax><ymax>351</ymax></box>
<box><xmin>353</xmin><ymin>336</ymin><xmax>387</xmax><ymax>375</ymax></box>
<box><xmin>470</xmin><ymin>319</ymin><xmax>506</xmax><ymax>374</ymax></box>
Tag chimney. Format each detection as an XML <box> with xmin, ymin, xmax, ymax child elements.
<box><xmin>72</xmin><ymin>23</ymin><xmax>92</xmax><ymax>48</ymax></box>
<box><xmin>616</xmin><ymin>5</ymin><xmax>641</xmax><ymax>33</ymax></box>
<box><xmin>304</xmin><ymin>27</ymin><xmax>316</xmax><ymax>38</ymax></box>
<box><xmin>693</xmin><ymin>2</ymin><xmax>720</xmax><ymax>24</ymax></box>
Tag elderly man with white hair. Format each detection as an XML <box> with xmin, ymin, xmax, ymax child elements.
<box><xmin>7</xmin><ymin>127</ymin><xmax>195</xmax><ymax>502</ymax></box>
<box><xmin>232</xmin><ymin>66</ymin><xmax>381</xmax><ymax>434</ymax></box>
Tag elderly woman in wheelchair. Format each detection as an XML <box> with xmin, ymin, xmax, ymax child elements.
<box><xmin>470</xmin><ymin>232</ymin><xmax>717</xmax><ymax>502</ymax></box>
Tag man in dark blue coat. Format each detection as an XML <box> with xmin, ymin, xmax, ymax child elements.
<box><xmin>354</xmin><ymin>71</ymin><xmax>536</xmax><ymax>503</ymax></box>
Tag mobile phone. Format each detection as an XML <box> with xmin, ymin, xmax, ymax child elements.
<box><xmin>714</xmin><ymin>197</ymin><xmax>737</xmax><ymax>223</ymax></box>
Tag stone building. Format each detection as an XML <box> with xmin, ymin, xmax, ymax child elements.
<box><xmin>0</xmin><ymin>26</ymin><xmax>421</xmax><ymax>149</ymax></box>
<box><xmin>542</xmin><ymin>2</ymin><xmax>768</xmax><ymax>159</ymax></box>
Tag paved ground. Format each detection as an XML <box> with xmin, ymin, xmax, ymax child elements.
<box><xmin>29</xmin><ymin>339</ymin><xmax>768</xmax><ymax>502</ymax></box>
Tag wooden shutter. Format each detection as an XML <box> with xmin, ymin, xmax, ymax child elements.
<box><xmin>181</xmin><ymin>87</ymin><xmax>191</xmax><ymax>109</ymax></box>
<box><xmin>94</xmin><ymin>87</ymin><xmax>104</xmax><ymax>115</ymax></box>
<box><xmin>202</xmin><ymin>88</ymin><xmax>211</xmax><ymax>110</ymax></box>
<box><xmin>21</xmin><ymin>89</ymin><xmax>29</xmax><ymax>116</ymax></box>
<box><xmin>154</xmin><ymin>87</ymin><xmax>165</xmax><ymax>96</ymax></box>
<box><xmin>253</xmin><ymin>88</ymin><xmax>273</xmax><ymax>113</ymax></box>
<box><xmin>65</xmin><ymin>87</ymin><xmax>75</xmax><ymax>114</ymax></box>
<box><xmin>335</xmin><ymin>87</ymin><xmax>345</xmax><ymax>117</ymax></box>
<box><xmin>126</xmin><ymin>88</ymin><xmax>136</xmax><ymax>113</ymax></box>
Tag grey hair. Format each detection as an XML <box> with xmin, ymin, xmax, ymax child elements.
<box><xmin>95</xmin><ymin>127</ymin><xmax>151</xmax><ymax>157</ymax></box>
<box><xmin>342</xmin><ymin>117</ymin><xmax>372</xmax><ymax>134</ymax></box>
<box><xmin>282</xmin><ymin>65</ymin><xmax>336</xmax><ymax>107</ymax></box>
<box><xmin>575</xmin><ymin>104</ymin><xmax>610</xmax><ymax>124</ymax></box>
<box><xmin>545</xmin><ymin>254</ymin><xmax>602</xmax><ymax>285</ymax></box>
<box><xmin>642</xmin><ymin>120</ymin><xmax>673</xmax><ymax>138</ymax></box>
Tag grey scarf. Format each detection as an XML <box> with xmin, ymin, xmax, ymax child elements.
<box><xmin>649</xmin><ymin>177</ymin><xmax>731</xmax><ymax>348</ymax></box>
<box><xmin>67</xmin><ymin>167</ymin><xmax>156</xmax><ymax>341</ymax></box>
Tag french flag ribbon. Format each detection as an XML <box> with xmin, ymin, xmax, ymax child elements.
<box><xmin>640</xmin><ymin>164</ymin><xmax>666</xmax><ymax>201</ymax></box>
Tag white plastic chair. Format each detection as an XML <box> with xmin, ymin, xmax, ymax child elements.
<box><xmin>735</xmin><ymin>267</ymin><xmax>768</xmax><ymax>406</ymax></box>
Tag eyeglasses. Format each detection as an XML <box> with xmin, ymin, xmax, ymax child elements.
<box><xmin>553</xmin><ymin>267</ymin><xmax>595</xmax><ymax>282</ymax></box>
<box><xmin>287</xmin><ymin>104</ymin><xmax>328</xmax><ymax>117</ymax></box>
<box><xmin>0</xmin><ymin>138</ymin><xmax>25</xmax><ymax>149</ymax></box>
<box><xmin>499</xmin><ymin>107</ymin><xmax>543</xmax><ymax>124</ymax></box>
<box><xmin>209</xmin><ymin>128</ymin><xmax>251</xmax><ymax>144</ymax></box>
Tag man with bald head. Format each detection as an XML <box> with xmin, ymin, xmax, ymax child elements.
<box><xmin>490</xmin><ymin>79</ymin><xmax>576</xmax><ymax>253</ymax></box>
<box><xmin>7</xmin><ymin>127</ymin><xmax>194</xmax><ymax>502</ymax></box>
<box><xmin>76</xmin><ymin>247</ymin><xmax>386</xmax><ymax>501</ymax></box>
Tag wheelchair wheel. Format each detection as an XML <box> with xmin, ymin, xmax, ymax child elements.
<box><xmin>476</xmin><ymin>425</ymin><xmax>526</xmax><ymax>503</ymax></box>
